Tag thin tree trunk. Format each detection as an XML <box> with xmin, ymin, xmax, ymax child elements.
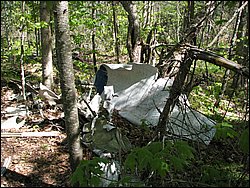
<box><xmin>120</xmin><ymin>1</ymin><xmax>141</xmax><ymax>63</ymax></box>
<box><xmin>148</xmin><ymin>1</ymin><xmax>153</xmax><ymax>27</ymax></box>
<box><xmin>112</xmin><ymin>1</ymin><xmax>119</xmax><ymax>64</ymax></box>
<box><xmin>214</xmin><ymin>2</ymin><xmax>242</xmax><ymax>108</ymax></box>
<box><xmin>40</xmin><ymin>1</ymin><xmax>53</xmax><ymax>90</ymax></box>
<box><xmin>157</xmin><ymin>1</ymin><xmax>195</xmax><ymax>138</ymax></box>
<box><xmin>176</xmin><ymin>1</ymin><xmax>180</xmax><ymax>42</ymax></box>
<box><xmin>157</xmin><ymin>51</ymin><xmax>193</xmax><ymax>139</ymax></box>
<box><xmin>33</xmin><ymin>1</ymin><xmax>39</xmax><ymax>56</ymax></box>
<box><xmin>143</xmin><ymin>1</ymin><xmax>150</xmax><ymax>28</ymax></box>
<box><xmin>35</xmin><ymin>28</ymin><xmax>39</xmax><ymax>56</ymax></box>
<box><xmin>54</xmin><ymin>1</ymin><xmax>83</xmax><ymax>172</ymax></box>
<box><xmin>3</xmin><ymin>1</ymin><xmax>10</xmax><ymax>62</ymax></box>
<box><xmin>92</xmin><ymin>1</ymin><xmax>97</xmax><ymax>73</ymax></box>
<box><xmin>216</xmin><ymin>2</ymin><xmax>224</xmax><ymax>47</ymax></box>
<box><xmin>232</xmin><ymin>0</ymin><xmax>248</xmax><ymax>94</ymax></box>
<box><xmin>207</xmin><ymin>1</ymin><xmax>248</xmax><ymax>48</ymax></box>
<box><xmin>20</xmin><ymin>1</ymin><xmax>27</xmax><ymax>108</ymax></box>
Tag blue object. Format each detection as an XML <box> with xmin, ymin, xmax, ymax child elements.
<box><xmin>94</xmin><ymin>65</ymin><xmax>108</xmax><ymax>94</ymax></box>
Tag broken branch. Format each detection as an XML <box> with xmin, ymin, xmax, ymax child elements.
<box><xmin>189</xmin><ymin>47</ymin><xmax>249</xmax><ymax>79</ymax></box>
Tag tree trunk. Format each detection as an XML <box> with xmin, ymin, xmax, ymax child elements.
<box><xmin>20</xmin><ymin>1</ymin><xmax>28</xmax><ymax>116</ymax></box>
<box><xmin>230</xmin><ymin>0</ymin><xmax>248</xmax><ymax>103</ymax></box>
<box><xmin>214</xmin><ymin>2</ymin><xmax>242</xmax><ymax>108</ymax></box>
<box><xmin>143</xmin><ymin>1</ymin><xmax>151</xmax><ymax>28</ymax></box>
<box><xmin>33</xmin><ymin>1</ymin><xmax>40</xmax><ymax>57</ymax></box>
<box><xmin>54</xmin><ymin>1</ymin><xmax>83</xmax><ymax>172</ymax></box>
<box><xmin>176</xmin><ymin>1</ymin><xmax>180</xmax><ymax>42</ymax></box>
<box><xmin>112</xmin><ymin>1</ymin><xmax>120</xmax><ymax>64</ymax></box>
<box><xmin>40</xmin><ymin>1</ymin><xmax>53</xmax><ymax>90</ymax></box>
<box><xmin>157</xmin><ymin>50</ymin><xmax>193</xmax><ymax>139</ymax></box>
<box><xmin>92</xmin><ymin>1</ymin><xmax>97</xmax><ymax>73</ymax></box>
<box><xmin>120</xmin><ymin>1</ymin><xmax>141</xmax><ymax>63</ymax></box>
<box><xmin>157</xmin><ymin>1</ymin><xmax>195</xmax><ymax>138</ymax></box>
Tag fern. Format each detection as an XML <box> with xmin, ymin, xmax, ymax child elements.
<box><xmin>145</xmin><ymin>141</ymin><xmax>163</xmax><ymax>154</ymax></box>
<box><xmin>136</xmin><ymin>148</ymin><xmax>153</xmax><ymax>171</ymax></box>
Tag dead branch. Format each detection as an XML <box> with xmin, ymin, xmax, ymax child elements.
<box><xmin>1</xmin><ymin>131</ymin><xmax>60</xmax><ymax>137</ymax></box>
<box><xmin>189</xmin><ymin>46</ymin><xmax>249</xmax><ymax>79</ymax></box>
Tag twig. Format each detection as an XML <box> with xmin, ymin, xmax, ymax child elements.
<box><xmin>81</xmin><ymin>98</ymin><xmax>97</xmax><ymax>117</ymax></box>
<box><xmin>207</xmin><ymin>1</ymin><xmax>248</xmax><ymax>48</ymax></box>
<box><xmin>168</xmin><ymin>178</ymin><xmax>217</xmax><ymax>187</ymax></box>
<box><xmin>1</xmin><ymin>131</ymin><xmax>60</xmax><ymax>137</ymax></box>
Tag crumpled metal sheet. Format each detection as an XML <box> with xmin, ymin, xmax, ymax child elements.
<box><xmin>94</xmin><ymin>62</ymin><xmax>216</xmax><ymax>145</ymax></box>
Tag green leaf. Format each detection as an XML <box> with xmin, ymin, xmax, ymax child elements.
<box><xmin>239</xmin><ymin>128</ymin><xmax>249</xmax><ymax>154</ymax></box>
<box><xmin>118</xmin><ymin>175</ymin><xmax>133</xmax><ymax>186</ymax></box>
<box><xmin>124</xmin><ymin>153</ymin><xmax>137</xmax><ymax>172</ymax></box>
<box><xmin>92</xmin><ymin>166</ymin><xmax>104</xmax><ymax>176</ymax></box>
<box><xmin>174</xmin><ymin>141</ymin><xmax>195</xmax><ymax>160</ymax></box>
<box><xmin>170</xmin><ymin>156</ymin><xmax>185</xmax><ymax>171</ymax></box>
<box><xmin>40</xmin><ymin>21</ymin><xmax>49</xmax><ymax>28</ymax></box>
<box><xmin>89</xmin><ymin>175</ymin><xmax>102</xmax><ymax>187</ymax></box>
<box><xmin>137</xmin><ymin>148</ymin><xmax>153</xmax><ymax>171</ymax></box>
<box><xmin>146</xmin><ymin>142</ymin><xmax>163</xmax><ymax>155</ymax></box>
<box><xmin>226</xmin><ymin>128</ymin><xmax>238</xmax><ymax>138</ymax></box>
<box><xmin>150</xmin><ymin>158</ymin><xmax>169</xmax><ymax>177</ymax></box>
<box><xmin>150</xmin><ymin>158</ymin><xmax>162</xmax><ymax>171</ymax></box>
<box><xmin>70</xmin><ymin>165</ymin><xmax>87</xmax><ymax>186</ymax></box>
<box><xmin>215</xmin><ymin>19</ymin><xmax>228</xmax><ymax>25</ymax></box>
<box><xmin>214</xmin><ymin>122</ymin><xmax>238</xmax><ymax>139</ymax></box>
<box><xmin>159</xmin><ymin>162</ymin><xmax>169</xmax><ymax>177</ymax></box>
<box><xmin>220</xmin><ymin>122</ymin><xmax>233</xmax><ymax>128</ymax></box>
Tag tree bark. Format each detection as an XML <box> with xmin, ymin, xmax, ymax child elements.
<box><xmin>20</xmin><ymin>1</ymin><xmax>26</xmax><ymax>101</ymax></box>
<box><xmin>40</xmin><ymin>1</ymin><xmax>53</xmax><ymax>90</ymax></box>
<box><xmin>92</xmin><ymin>1</ymin><xmax>97</xmax><ymax>73</ymax></box>
<box><xmin>120</xmin><ymin>1</ymin><xmax>141</xmax><ymax>63</ymax></box>
<box><xmin>157</xmin><ymin>1</ymin><xmax>196</xmax><ymax>138</ymax></box>
<box><xmin>54</xmin><ymin>1</ymin><xmax>83</xmax><ymax>172</ymax></box>
<box><xmin>157</xmin><ymin>50</ymin><xmax>193</xmax><ymax>139</ymax></box>
<box><xmin>112</xmin><ymin>1</ymin><xmax>120</xmax><ymax>63</ymax></box>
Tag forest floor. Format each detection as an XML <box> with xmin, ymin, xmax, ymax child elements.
<box><xmin>1</xmin><ymin>85</ymin><xmax>72</xmax><ymax>187</ymax></box>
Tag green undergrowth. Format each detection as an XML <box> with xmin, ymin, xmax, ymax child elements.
<box><xmin>70</xmin><ymin>118</ymin><xmax>249</xmax><ymax>187</ymax></box>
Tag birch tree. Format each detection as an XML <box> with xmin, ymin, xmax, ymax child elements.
<box><xmin>40</xmin><ymin>1</ymin><xmax>53</xmax><ymax>89</ymax></box>
<box><xmin>54</xmin><ymin>1</ymin><xmax>83</xmax><ymax>172</ymax></box>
